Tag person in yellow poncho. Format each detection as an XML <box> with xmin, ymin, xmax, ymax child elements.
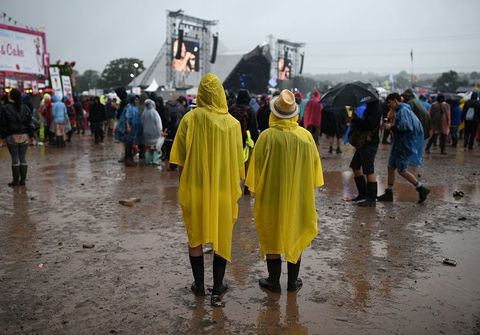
<box><xmin>169</xmin><ymin>73</ymin><xmax>244</xmax><ymax>307</ymax></box>
<box><xmin>246</xmin><ymin>89</ymin><xmax>324</xmax><ymax>293</ymax></box>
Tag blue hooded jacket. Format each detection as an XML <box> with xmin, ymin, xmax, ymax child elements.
<box><xmin>390</xmin><ymin>102</ymin><xmax>424</xmax><ymax>167</ymax></box>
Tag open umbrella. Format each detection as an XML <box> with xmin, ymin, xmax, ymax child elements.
<box><xmin>320</xmin><ymin>81</ymin><xmax>379</xmax><ymax>108</ymax></box>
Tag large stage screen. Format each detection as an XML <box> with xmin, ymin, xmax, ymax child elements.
<box><xmin>277</xmin><ymin>56</ymin><xmax>291</xmax><ymax>81</ymax></box>
<box><xmin>172</xmin><ymin>38</ymin><xmax>200</xmax><ymax>72</ymax></box>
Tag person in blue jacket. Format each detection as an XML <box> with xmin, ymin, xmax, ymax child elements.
<box><xmin>377</xmin><ymin>93</ymin><xmax>430</xmax><ymax>204</ymax></box>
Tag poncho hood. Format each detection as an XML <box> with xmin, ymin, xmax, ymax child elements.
<box><xmin>196</xmin><ymin>73</ymin><xmax>228</xmax><ymax>113</ymax></box>
<box><xmin>268</xmin><ymin>113</ymin><xmax>299</xmax><ymax>130</ymax></box>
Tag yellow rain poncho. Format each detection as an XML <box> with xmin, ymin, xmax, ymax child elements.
<box><xmin>245</xmin><ymin>113</ymin><xmax>324</xmax><ymax>263</ymax></box>
<box><xmin>169</xmin><ymin>73</ymin><xmax>244</xmax><ymax>261</ymax></box>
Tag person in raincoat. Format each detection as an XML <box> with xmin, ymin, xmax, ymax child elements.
<box><xmin>116</xmin><ymin>95</ymin><xmax>141</xmax><ymax>166</ymax></box>
<box><xmin>377</xmin><ymin>93</ymin><xmax>430</xmax><ymax>204</ymax></box>
<box><xmin>245</xmin><ymin>89</ymin><xmax>324</xmax><ymax>293</ymax></box>
<box><xmin>169</xmin><ymin>73</ymin><xmax>244</xmax><ymax>307</ymax></box>
<box><xmin>51</xmin><ymin>95</ymin><xmax>70</xmax><ymax>147</ymax></box>
<box><xmin>141</xmin><ymin>99</ymin><xmax>164</xmax><ymax>165</ymax></box>
<box><xmin>425</xmin><ymin>93</ymin><xmax>450</xmax><ymax>154</ymax></box>
<box><xmin>303</xmin><ymin>90</ymin><xmax>323</xmax><ymax>145</ymax></box>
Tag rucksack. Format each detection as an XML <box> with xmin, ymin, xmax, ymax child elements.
<box><xmin>465</xmin><ymin>107</ymin><xmax>475</xmax><ymax>121</ymax></box>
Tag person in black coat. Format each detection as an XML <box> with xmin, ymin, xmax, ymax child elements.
<box><xmin>89</xmin><ymin>96</ymin><xmax>106</xmax><ymax>144</ymax></box>
<box><xmin>348</xmin><ymin>100</ymin><xmax>382</xmax><ymax>207</ymax></box>
<box><xmin>462</xmin><ymin>92</ymin><xmax>480</xmax><ymax>150</ymax></box>
<box><xmin>0</xmin><ymin>88</ymin><xmax>35</xmax><ymax>187</ymax></box>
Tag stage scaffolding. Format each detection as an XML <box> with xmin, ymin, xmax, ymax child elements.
<box><xmin>166</xmin><ymin>9</ymin><xmax>218</xmax><ymax>89</ymax></box>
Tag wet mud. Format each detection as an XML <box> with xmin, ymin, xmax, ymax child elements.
<box><xmin>1</xmin><ymin>137</ymin><xmax>479</xmax><ymax>334</ymax></box>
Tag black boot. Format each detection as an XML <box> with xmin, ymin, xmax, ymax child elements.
<box><xmin>287</xmin><ymin>259</ymin><xmax>303</xmax><ymax>292</ymax></box>
<box><xmin>377</xmin><ymin>188</ymin><xmax>393</xmax><ymax>202</ymax></box>
<box><xmin>189</xmin><ymin>255</ymin><xmax>205</xmax><ymax>296</ymax></box>
<box><xmin>417</xmin><ymin>185</ymin><xmax>430</xmax><ymax>204</ymax></box>
<box><xmin>328</xmin><ymin>146</ymin><xmax>333</xmax><ymax>154</ymax></box>
<box><xmin>19</xmin><ymin>165</ymin><xmax>28</xmax><ymax>186</ymax></box>
<box><xmin>56</xmin><ymin>136</ymin><xmax>61</xmax><ymax>148</ymax></box>
<box><xmin>211</xmin><ymin>254</ymin><xmax>228</xmax><ymax>307</ymax></box>
<box><xmin>8</xmin><ymin>165</ymin><xmax>20</xmax><ymax>187</ymax></box>
<box><xmin>351</xmin><ymin>176</ymin><xmax>367</xmax><ymax>202</ymax></box>
<box><xmin>358</xmin><ymin>182</ymin><xmax>377</xmax><ymax>207</ymax></box>
<box><xmin>259</xmin><ymin>258</ymin><xmax>281</xmax><ymax>293</ymax></box>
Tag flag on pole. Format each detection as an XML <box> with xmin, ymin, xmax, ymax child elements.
<box><xmin>410</xmin><ymin>49</ymin><xmax>413</xmax><ymax>61</ymax></box>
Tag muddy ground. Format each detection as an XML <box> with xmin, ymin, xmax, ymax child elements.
<box><xmin>0</xmin><ymin>135</ymin><xmax>479</xmax><ymax>335</ymax></box>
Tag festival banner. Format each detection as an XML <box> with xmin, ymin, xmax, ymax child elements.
<box><xmin>61</xmin><ymin>75</ymin><xmax>72</xmax><ymax>97</ymax></box>
<box><xmin>49</xmin><ymin>67</ymin><xmax>63</xmax><ymax>97</ymax></box>
<box><xmin>0</xmin><ymin>24</ymin><xmax>47</xmax><ymax>76</ymax></box>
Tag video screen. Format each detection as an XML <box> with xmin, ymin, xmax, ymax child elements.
<box><xmin>277</xmin><ymin>56</ymin><xmax>292</xmax><ymax>81</ymax></box>
<box><xmin>172</xmin><ymin>38</ymin><xmax>200</xmax><ymax>72</ymax></box>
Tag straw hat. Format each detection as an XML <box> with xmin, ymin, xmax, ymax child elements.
<box><xmin>269</xmin><ymin>89</ymin><xmax>299</xmax><ymax>119</ymax></box>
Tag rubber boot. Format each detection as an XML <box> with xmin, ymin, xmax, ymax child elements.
<box><xmin>377</xmin><ymin>188</ymin><xmax>393</xmax><ymax>202</ymax></box>
<box><xmin>189</xmin><ymin>255</ymin><xmax>205</xmax><ymax>296</ymax></box>
<box><xmin>152</xmin><ymin>151</ymin><xmax>159</xmax><ymax>165</ymax></box>
<box><xmin>56</xmin><ymin>136</ymin><xmax>61</xmax><ymax>148</ymax></box>
<box><xmin>351</xmin><ymin>176</ymin><xmax>367</xmax><ymax>202</ymax></box>
<box><xmin>19</xmin><ymin>165</ymin><xmax>28</xmax><ymax>186</ymax></box>
<box><xmin>211</xmin><ymin>254</ymin><xmax>228</xmax><ymax>307</ymax></box>
<box><xmin>259</xmin><ymin>258</ymin><xmax>281</xmax><ymax>292</ymax></box>
<box><xmin>145</xmin><ymin>151</ymin><xmax>151</xmax><ymax>165</ymax></box>
<box><xmin>8</xmin><ymin>165</ymin><xmax>20</xmax><ymax>187</ymax></box>
<box><xmin>417</xmin><ymin>185</ymin><xmax>430</xmax><ymax>204</ymax></box>
<box><xmin>358</xmin><ymin>182</ymin><xmax>377</xmax><ymax>207</ymax></box>
<box><xmin>287</xmin><ymin>259</ymin><xmax>303</xmax><ymax>292</ymax></box>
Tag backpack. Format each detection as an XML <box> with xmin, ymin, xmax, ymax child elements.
<box><xmin>465</xmin><ymin>107</ymin><xmax>475</xmax><ymax>121</ymax></box>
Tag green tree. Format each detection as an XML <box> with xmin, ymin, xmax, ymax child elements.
<box><xmin>99</xmin><ymin>58</ymin><xmax>145</xmax><ymax>89</ymax></box>
<box><xmin>433</xmin><ymin>70</ymin><xmax>467</xmax><ymax>92</ymax></box>
<box><xmin>75</xmin><ymin>69</ymin><xmax>101</xmax><ymax>92</ymax></box>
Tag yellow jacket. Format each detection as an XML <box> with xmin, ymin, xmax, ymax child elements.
<box><xmin>245</xmin><ymin>114</ymin><xmax>324</xmax><ymax>263</ymax></box>
<box><xmin>169</xmin><ymin>73</ymin><xmax>244</xmax><ymax>261</ymax></box>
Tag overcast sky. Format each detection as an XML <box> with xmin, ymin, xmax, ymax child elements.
<box><xmin>3</xmin><ymin>0</ymin><xmax>480</xmax><ymax>75</ymax></box>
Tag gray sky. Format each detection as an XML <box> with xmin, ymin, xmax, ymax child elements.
<box><xmin>3</xmin><ymin>0</ymin><xmax>480</xmax><ymax>75</ymax></box>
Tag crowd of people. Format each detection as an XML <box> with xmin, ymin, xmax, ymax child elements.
<box><xmin>1</xmin><ymin>77</ymin><xmax>480</xmax><ymax>307</ymax></box>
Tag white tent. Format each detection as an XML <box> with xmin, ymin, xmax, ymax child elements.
<box><xmin>145</xmin><ymin>79</ymin><xmax>159</xmax><ymax>92</ymax></box>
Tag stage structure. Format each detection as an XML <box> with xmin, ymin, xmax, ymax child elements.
<box><xmin>274</xmin><ymin>39</ymin><xmax>305</xmax><ymax>82</ymax></box>
<box><xmin>164</xmin><ymin>9</ymin><xmax>218</xmax><ymax>89</ymax></box>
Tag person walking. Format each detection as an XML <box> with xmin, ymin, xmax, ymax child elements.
<box><xmin>425</xmin><ymin>94</ymin><xmax>451</xmax><ymax>154</ymax></box>
<box><xmin>170</xmin><ymin>73</ymin><xmax>244</xmax><ymax>307</ymax></box>
<box><xmin>245</xmin><ymin>89</ymin><xmax>323</xmax><ymax>293</ymax></box>
<box><xmin>462</xmin><ymin>92</ymin><xmax>479</xmax><ymax>150</ymax></box>
<box><xmin>73</xmin><ymin>97</ymin><xmax>85</xmax><ymax>135</ymax></box>
<box><xmin>377</xmin><ymin>93</ymin><xmax>430</xmax><ymax>204</ymax></box>
<box><xmin>303</xmin><ymin>90</ymin><xmax>323</xmax><ymax>145</ymax></box>
<box><xmin>448</xmin><ymin>98</ymin><xmax>462</xmax><ymax>147</ymax></box>
<box><xmin>348</xmin><ymin>100</ymin><xmax>382</xmax><ymax>206</ymax></box>
<box><xmin>89</xmin><ymin>96</ymin><xmax>106</xmax><ymax>144</ymax></box>
<box><xmin>0</xmin><ymin>88</ymin><xmax>35</xmax><ymax>187</ymax></box>
<box><xmin>141</xmin><ymin>99</ymin><xmax>164</xmax><ymax>165</ymax></box>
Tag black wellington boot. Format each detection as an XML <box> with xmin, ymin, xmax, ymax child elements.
<box><xmin>259</xmin><ymin>258</ymin><xmax>281</xmax><ymax>293</ymax></box>
<box><xmin>287</xmin><ymin>259</ymin><xmax>303</xmax><ymax>292</ymax></box>
<box><xmin>8</xmin><ymin>165</ymin><xmax>20</xmax><ymax>187</ymax></box>
<box><xmin>19</xmin><ymin>165</ymin><xmax>28</xmax><ymax>186</ymax></box>
<box><xmin>189</xmin><ymin>255</ymin><xmax>205</xmax><ymax>296</ymax></box>
<box><xmin>211</xmin><ymin>254</ymin><xmax>228</xmax><ymax>307</ymax></box>
<box><xmin>351</xmin><ymin>176</ymin><xmax>367</xmax><ymax>202</ymax></box>
<box><xmin>358</xmin><ymin>182</ymin><xmax>377</xmax><ymax>207</ymax></box>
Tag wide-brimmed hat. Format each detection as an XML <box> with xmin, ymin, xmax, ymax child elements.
<box><xmin>269</xmin><ymin>89</ymin><xmax>299</xmax><ymax>119</ymax></box>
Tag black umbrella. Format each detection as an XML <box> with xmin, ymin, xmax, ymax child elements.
<box><xmin>320</xmin><ymin>81</ymin><xmax>379</xmax><ymax>108</ymax></box>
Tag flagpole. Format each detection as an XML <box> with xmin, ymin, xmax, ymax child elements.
<box><xmin>410</xmin><ymin>48</ymin><xmax>414</xmax><ymax>87</ymax></box>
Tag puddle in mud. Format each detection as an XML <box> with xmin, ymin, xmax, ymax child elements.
<box><xmin>0</xmin><ymin>138</ymin><xmax>479</xmax><ymax>334</ymax></box>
